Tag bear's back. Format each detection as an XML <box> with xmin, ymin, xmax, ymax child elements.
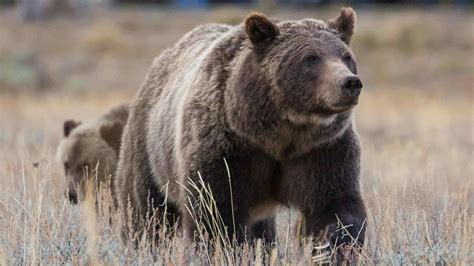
<box><xmin>100</xmin><ymin>103</ymin><xmax>129</xmax><ymax>125</ymax></box>
<box><xmin>159</xmin><ymin>24</ymin><xmax>232</xmax><ymax>82</ymax></box>
<box><xmin>175</xmin><ymin>24</ymin><xmax>232</xmax><ymax>53</ymax></box>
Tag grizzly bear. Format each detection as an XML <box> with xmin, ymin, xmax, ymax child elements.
<box><xmin>115</xmin><ymin>7</ymin><xmax>366</xmax><ymax>251</ymax></box>
<box><xmin>57</xmin><ymin>103</ymin><xmax>128</xmax><ymax>204</ymax></box>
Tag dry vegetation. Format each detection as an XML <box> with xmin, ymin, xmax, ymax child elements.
<box><xmin>0</xmin><ymin>6</ymin><xmax>473</xmax><ymax>264</ymax></box>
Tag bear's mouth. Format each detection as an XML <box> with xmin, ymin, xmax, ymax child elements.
<box><xmin>330</xmin><ymin>98</ymin><xmax>359</xmax><ymax>112</ymax></box>
<box><xmin>284</xmin><ymin>101</ymin><xmax>356</xmax><ymax>125</ymax></box>
<box><xmin>307</xmin><ymin>103</ymin><xmax>355</xmax><ymax>116</ymax></box>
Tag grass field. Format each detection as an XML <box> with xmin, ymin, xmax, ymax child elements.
<box><xmin>0</xmin><ymin>6</ymin><xmax>473</xmax><ymax>264</ymax></box>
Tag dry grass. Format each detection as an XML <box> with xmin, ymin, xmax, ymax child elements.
<box><xmin>0</xmin><ymin>6</ymin><xmax>473</xmax><ymax>265</ymax></box>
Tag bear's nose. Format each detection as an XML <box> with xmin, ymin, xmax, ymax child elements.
<box><xmin>341</xmin><ymin>76</ymin><xmax>363</xmax><ymax>98</ymax></box>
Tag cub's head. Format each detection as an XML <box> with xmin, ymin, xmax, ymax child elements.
<box><xmin>241</xmin><ymin>8</ymin><xmax>362</xmax><ymax>125</ymax></box>
<box><xmin>57</xmin><ymin>119</ymin><xmax>123</xmax><ymax>204</ymax></box>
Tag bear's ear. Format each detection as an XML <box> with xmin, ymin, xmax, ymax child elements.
<box><xmin>100</xmin><ymin>121</ymin><xmax>123</xmax><ymax>154</ymax></box>
<box><xmin>245</xmin><ymin>12</ymin><xmax>279</xmax><ymax>51</ymax></box>
<box><xmin>327</xmin><ymin>7</ymin><xmax>357</xmax><ymax>45</ymax></box>
<box><xmin>63</xmin><ymin>120</ymin><xmax>81</xmax><ymax>137</ymax></box>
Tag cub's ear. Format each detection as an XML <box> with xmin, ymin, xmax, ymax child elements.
<box><xmin>327</xmin><ymin>7</ymin><xmax>357</xmax><ymax>45</ymax></box>
<box><xmin>245</xmin><ymin>12</ymin><xmax>279</xmax><ymax>50</ymax></box>
<box><xmin>63</xmin><ymin>120</ymin><xmax>81</xmax><ymax>137</ymax></box>
<box><xmin>100</xmin><ymin>121</ymin><xmax>123</xmax><ymax>154</ymax></box>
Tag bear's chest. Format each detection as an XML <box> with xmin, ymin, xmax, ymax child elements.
<box><xmin>254</xmin><ymin>125</ymin><xmax>324</xmax><ymax>161</ymax></box>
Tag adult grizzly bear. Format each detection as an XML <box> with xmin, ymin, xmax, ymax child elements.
<box><xmin>58</xmin><ymin>103</ymin><xmax>128</xmax><ymax>204</ymax></box>
<box><xmin>115</xmin><ymin>8</ymin><xmax>366</xmax><ymax>250</ymax></box>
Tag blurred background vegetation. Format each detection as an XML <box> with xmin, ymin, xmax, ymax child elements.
<box><xmin>0</xmin><ymin>1</ymin><xmax>472</xmax><ymax>97</ymax></box>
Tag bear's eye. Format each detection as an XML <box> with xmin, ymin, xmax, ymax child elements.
<box><xmin>305</xmin><ymin>55</ymin><xmax>320</xmax><ymax>64</ymax></box>
<box><xmin>342</xmin><ymin>54</ymin><xmax>357</xmax><ymax>74</ymax></box>
<box><xmin>343</xmin><ymin>55</ymin><xmax>353</xmax><ymax>64</ymax></box>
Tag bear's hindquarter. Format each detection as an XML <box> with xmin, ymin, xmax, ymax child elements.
<box><xmin>146</xmin><ymin>24</ymin><xmax>235</xmax><ymax>205</ymax></box>
<box><xmin>115</xmin><ymin>25</ymin><xmax>229</xmax><ymax>215</ymax></box>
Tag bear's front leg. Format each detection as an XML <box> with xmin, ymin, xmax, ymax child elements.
<box><xmin>280</xmin><ymin>128</ymin><xmax>367</xmax><ymax>261</ymax></box>
<box><xmin>180</xmin><ymin>155</ymin><xmax>255</xmax><ymax>245</ymax></box>
<box><xmin>303</xmin><ymin>195</ymin><xmax>366</xmax><ymax>260</ymax></box>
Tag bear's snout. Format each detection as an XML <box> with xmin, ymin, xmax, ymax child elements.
<box><xmin>340</xmin><ymin>75</ymin><xmax>363</xmax><ymax>99</ymax></box>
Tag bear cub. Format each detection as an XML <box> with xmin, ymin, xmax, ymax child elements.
<box><xmin>57</xmin><ymin>103</ymin><xmax>128</xmax><ymax>204</ymax></box>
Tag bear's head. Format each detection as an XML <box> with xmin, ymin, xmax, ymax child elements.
<box><xmin>57</xmin><ymin>119</ymin><xmax>122</xmax><ymax>204</ymax></box>
<box><xmin>230</xmin><ymin>8</ymin><xmax>362</xmax><ymax>128</ymax></box>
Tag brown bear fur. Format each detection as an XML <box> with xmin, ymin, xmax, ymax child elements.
<box><xmin>57</xmin><ymin>103</ymin><xmax>129</xmax><ymax>204</ymax></box>
<box><xmin>115</xmin><ymin>8</ymin><xmax>366</xmax><ymax>248</ymax></box>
